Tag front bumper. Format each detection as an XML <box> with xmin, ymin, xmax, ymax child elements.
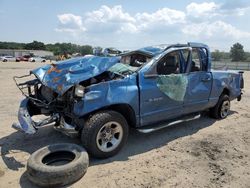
<box><xmin>12</xmin><ymin>98</ymin><xmax>59</xmax><ymax>134</ymax></box>
<box><xmin>13</xmin><ymin>74</ymin><xmax>80</xmax><ymax>136</ymax></box>
<box><xmin>12</xmin><ymin>98</ymin><xmax>37</xmax><ymax>134</ymax></box>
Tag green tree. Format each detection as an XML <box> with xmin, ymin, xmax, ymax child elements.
<box><xmin>0</xmin><ymin>42</ymin><xmax>26</xmax><ymax>49</ymax></box>
<box><xmin>45</xmin><ymin>43</ymin><xmax>93</xmax><ymax>56</ymax></box>
<box><xmin>211</xmin><ymin>50</ymin><xmax>223</xmax><ymax>61</ymax></box>
<box><xmin>245</xmin><ymin>52</ymin><xmax>250</xmax><ymax>62</ymax></box>
<box><xmin>25</xmin><ymin>41</ymin><xmax>46</xmax><ymax>50</ymax></box>
<box><xmin>230</xmin><ymin>43</ymin><xmax>246</xmax><ymax>61</ymax></box>
<box><xmin>79</xmin><ymin>45</ymin><xmax>93</xmax><ymax>55</ymax></box>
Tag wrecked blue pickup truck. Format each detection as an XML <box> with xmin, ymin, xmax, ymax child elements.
<box><xmin>13</xmin><ymin>43</ymin><xmax>244</xmax><ymax>158</ymax></box>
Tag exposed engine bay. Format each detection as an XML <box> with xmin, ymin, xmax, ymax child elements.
<box><xmin>13</xmin><ymin>52</ymin><xmax>151</xmax><ymax>114</ymax></box>
<box><xmin>12</xmin><ymin>51</ymin><xmax>153</xmax><ymax>136</ymax></box>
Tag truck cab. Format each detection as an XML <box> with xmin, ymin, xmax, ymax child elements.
<box><xmin>138</xmin><ymin>43</ymin><xmax>213</xmax><ymax>126</ymax></box>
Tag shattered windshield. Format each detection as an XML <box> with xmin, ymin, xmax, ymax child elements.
<box><xmin>109</xmin><ymin>53</ymin><xmax>152</xmax><ymax>75</ymax></box>
<box><xmin>108</xmin><ymin>63</ymin><xmax>138</xmax><ymax>75</ymax></box>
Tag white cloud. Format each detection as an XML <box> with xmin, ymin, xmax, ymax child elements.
<box><xmin>182</xmin><ymin>21</ymin><xmax>250</xmax><ymax>39</ymax></box>
<box><xmin>135</xmin><ymin>8</ymin><xmax>186</xmax><ymax>28</ymax></box>
<box><xmin>222</xmin><ymin>8</ymin><xmax>247</xmax><ymax>16</ymax></box>
<box><xmin>186</xmin><ymin>1</ymin><xmax>250</xmax><ymax>19</ymax></box>
<box><xmin>186</xmin><ymin>2</ymin><xmax>219</xmax><ymax>18</ymax></box>
<box><xmin>56</xmin><ymin>6</ymin><xmax>186</xmax><ymax>35</ymax></box>
<box><xmin>55</xmin><ymin>4</ymin><xmax>250</xmax><ymax>50</ymax></box>
<box><xmin>133</xmin><ymin>8</ymin><xmax>186</xmax><ymax>33</ymax></box>
<box><xmin>56</xmin><ymin>14</ymin><xmax>86</xmax><ymax>34</ymax></box>
<box><xmin>220</xmin><ymin>0</ymin><xmax>250</xmax><ymax>16</ymax></box>
<box><xmin>83</xmin><ymin>5</ymin><xmax>138</xmax><ymax>34</ymax></box>
<box><xmin>85</xmin><ymin>5</ymin><xmax>135</xmax><ymax>23</ymax></box>
<box><xmin>221</xmin><ymin>0</ymin><xmax>249</xmax><ymax>10</ymax></box>
<box><xmin>57</xmin><ymin>3</ymin><xmax>249</xmax><ymax>36</ymax></box>
<box><xmin>118</xmin><ymin>23</ymin><xmax>139</xmax><ymax>34</ymax></box>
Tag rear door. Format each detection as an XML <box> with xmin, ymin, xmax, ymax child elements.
<box><xmin>183</xmin><ymin>48</ymin><xmax>212</xmax><ymax>113</ymax></box>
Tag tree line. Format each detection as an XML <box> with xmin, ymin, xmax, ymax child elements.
<box><xmin>211</xmin><ymin>43</ymin><xmax>250</xmax><ymax>62</ymax></box>
<box><xmin>0</xmin><ymin>41</ymin><xmax>249</xmax><ymax>62</ymax></box>
<box><xmin>0</xmin><ymin>41</ymin><xmax>93</xmax><ymax>56</ymax></box>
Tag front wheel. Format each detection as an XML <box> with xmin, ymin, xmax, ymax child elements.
<box><xmin>81</xmin><ymin>111</ymin><xmax>129</xmax><ymax>158</ymax></box>
<box><xmin>210</xmin><ymin>94</ymin><xmax>230</xmax><ymax>119</ymax></box>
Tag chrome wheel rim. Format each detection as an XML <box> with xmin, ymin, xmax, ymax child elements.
<box><xmin>220</xmin><ymin>100</ymin><xmax>230</xmax><ymax>118</ymax></box>
<box><xmin>96</xmin><ymin>121</ymin><xmax>123</xmax><ymax>152</ymax></box>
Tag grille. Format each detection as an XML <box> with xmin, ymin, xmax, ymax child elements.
<box><xmin>40</xmin><ymin>85</ymin><xmax>56</xmax><ymax>102</ymax></box>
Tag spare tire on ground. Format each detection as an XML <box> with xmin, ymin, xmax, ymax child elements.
<box><xmin>27</xmin><ymin>143</ymin><xmax>89</xmax><ymax>187</ymax></box>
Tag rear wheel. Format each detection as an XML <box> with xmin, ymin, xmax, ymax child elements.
<box><xmin>210</xmin><ymin>94</ymin><xmax>230</xmax><ymax>119</ymax></box>
<box><xmin>81</xmin><ymin>111</ymin><xmax>129</xmax><ymax>158</ymax></box>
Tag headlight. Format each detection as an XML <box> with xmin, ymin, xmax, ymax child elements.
<box><xmin>74</xmin><ymin>85</ymin><xmax>85</xmax><ymax>98</ymax></box>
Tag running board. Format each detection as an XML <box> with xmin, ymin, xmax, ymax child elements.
<box><xmin>137</xmin><ymin>114</ymin><xmax>201</xmax><ymax>133</ymax></box>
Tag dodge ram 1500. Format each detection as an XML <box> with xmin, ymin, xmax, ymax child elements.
<box><xmin>12</xmin><ymin>43</ymin><xmax>244</xmax><ymax>158</ymax></box>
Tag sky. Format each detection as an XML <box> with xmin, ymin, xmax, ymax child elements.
<box><xmin>0</xmin><ymin>0</ymin><xmax>250</xmax><ymax>51</ymax></box>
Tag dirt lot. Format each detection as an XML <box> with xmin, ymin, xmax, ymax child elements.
<box><xmin>0</xmin><ymin>62</ymin><xmax>249</xmax><ymax>188</ymax></box>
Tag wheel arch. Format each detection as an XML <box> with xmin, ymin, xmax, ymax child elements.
<box><xmin>82</xmin><ymin>103</ymin><xmax>137</xmax><ymax>128</ymax></box>
<box><xmin>221</xmin><ymin>87</ymin><xmax>230</xmax><ymax>97</ymax></box>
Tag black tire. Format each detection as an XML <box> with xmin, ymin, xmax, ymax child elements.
<box><xmin>210</xmin><ymin>94</ymin><xmax>230</xmax><ymax>119</ymax></box>
<box><xmin>81</xmin><ymin>110</ymin><xmax>129</xmax><ymax>158</ymax></box>
<box><xmin>3</xmin><ymin>59</ymin><xmax>7</xmax><ymax>62</ymax></box>
<box><xmin>27</xmin><ymin>143</ymin><xmax>89</xmax><ymax>187</ymax></box>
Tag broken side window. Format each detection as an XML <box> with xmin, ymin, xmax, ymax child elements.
<box><xmin>155</xmin><ymin>50</ymin><xmax>188</xmax><ymax>101</ymax></box>
<box><xmin>200</xmin><ymin>48</ymin><xmax>208</xmax><ymax>71</ymax></box>
<box><xmin>181</xmin><ymin>49</ymin><xmax>190</xmax><ymax>72</ymax></box>
<box><xmin>156</xmin><ymin>74</ymin><xmax>188</xmax><ymax>101</ymax></box>
<box><xmin>190</xmin><ymin>49</ymin><xmax>202</xmax><ymax>72</ymax></box>
<box><xmin>156</xmin><ymin>51</ymin><xmax>180</xmax><ymax>75</ymax></box>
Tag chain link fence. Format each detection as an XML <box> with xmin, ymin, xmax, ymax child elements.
<box><xmin>212</xmin><ymin>61</ymin><xmax>250</xmax><ymax>70</ymax></box>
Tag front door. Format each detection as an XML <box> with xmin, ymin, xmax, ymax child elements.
<box><xmin>139</xmin><ymin>50</ymin><xmax>187</xmax><ymax>126</ymax></box>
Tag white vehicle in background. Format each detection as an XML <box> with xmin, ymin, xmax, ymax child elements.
<box><xmin>0</xmin><ymin>56</ymin><xmax>16</xmax><ymax>62</ymax></box>
<box><xmin>102</xmin><ymin>47</ymin><xmax>122</xmax><ymax>57</ymax></box>
<box><xmin>29</xmin><ymin>57</ymin><xmax>46</xmax><ymax>63</ymax></box>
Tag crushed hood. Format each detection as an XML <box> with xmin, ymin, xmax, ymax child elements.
<box><xmin>31</xmin><ymin>56</ymin><xmax>120</xmax><ymax>95</ymax></box>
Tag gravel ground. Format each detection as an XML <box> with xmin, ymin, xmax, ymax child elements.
<box><xmin>0</xmin><ymin>62</ymin><xmax>249</xmax><ymax>188</ymax></box>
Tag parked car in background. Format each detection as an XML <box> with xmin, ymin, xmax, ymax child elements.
<box><xmin>16</xmin><ymin>55</ymin><xmax>31</xmax><ymax>62</ymax></box>
<box><xmin>29</xmin><ymin>57</ymin><xmax>46</xmax><ymax>63</ymax></box>
<box><xmin>0</xmin><ymin>56</ymin><xmax>16</xmax><ymax>62</ymax></box>
<box><xmin>102</xmin><ymin>47</ymin><xmax>122</xmax><ymax>57</ymax></box>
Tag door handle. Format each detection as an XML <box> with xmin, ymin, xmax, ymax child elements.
<box><xmin>144</xmin><ymin>74</ymin><xmax>158</xmax><ymax>79</ymax></box>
